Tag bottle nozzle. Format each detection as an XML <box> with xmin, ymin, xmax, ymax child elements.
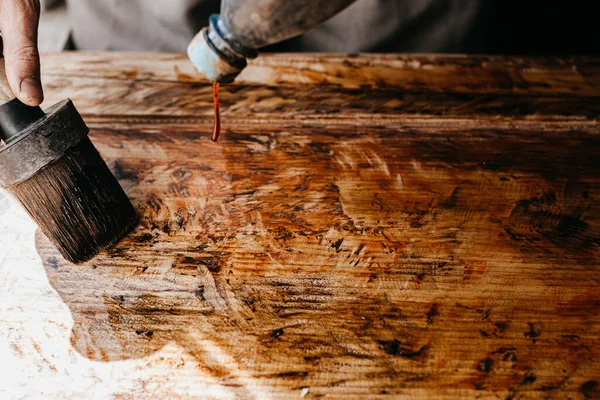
<box><xmin>187</xmin><ymin>14</ymin><xmax>257</xmax><ymax>84</ymax></box>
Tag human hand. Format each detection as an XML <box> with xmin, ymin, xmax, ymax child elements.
<box><xmin>0</xmin><ymin>0</ymin><xmax>43</xmax><ymax>106</ymax></box>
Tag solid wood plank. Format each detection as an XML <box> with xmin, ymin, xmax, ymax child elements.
<box><xmin>38</xmin><ymin>53</ymin><xmax>600</xmax><ymax>124</ymax></box>
<box><xmin>41</xmin><ymin>52</ymin><xmax>600</xmax><ymax>96</ymax></box>
<box><xmin>39</xmin><ymin>77</ymin><xmax>600</xmax><ymax>123</ymax></box>
<box><xmin>36</xmin><ymin>121</ymin><xmax>600</xmax><ymax>399</ymax></box>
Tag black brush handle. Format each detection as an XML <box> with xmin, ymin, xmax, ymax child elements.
<box><xmin>0</xmin><ymin>98</ymin><xmax>45</xmax><ymax>144</ymax></box>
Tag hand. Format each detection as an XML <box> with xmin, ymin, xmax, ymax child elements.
<box><xmin>0</xmin><ymin>0</ymin><xmax>43</xmax><ymax>106</ymax></box>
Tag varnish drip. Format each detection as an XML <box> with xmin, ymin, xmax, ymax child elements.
<box><xmin>212</xmin><ymin>83</ymin><xmax>221</xmax><ymax>142</ymax></box>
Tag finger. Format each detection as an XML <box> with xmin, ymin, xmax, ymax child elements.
<box><xmin>0</xmin><ymin>0</ymin><xmax>43</xmax><ymax>106</ymax></box>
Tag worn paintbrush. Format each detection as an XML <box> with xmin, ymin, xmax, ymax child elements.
<box><xmin>0</xmin><ymin>52</ymin><xmax>137</xmax><ymax>263</ymax></box>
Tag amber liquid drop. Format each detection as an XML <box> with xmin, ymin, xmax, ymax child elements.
<box><xmin>212</xmin><ymin>83</ymin><xmax>221</xmax><ymax>142</ymax></box>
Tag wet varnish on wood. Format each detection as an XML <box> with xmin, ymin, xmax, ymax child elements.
<box><xmin>5</xmin><ymin>53</ymin><xmax>600</xmax><ymax>399</ymax></box>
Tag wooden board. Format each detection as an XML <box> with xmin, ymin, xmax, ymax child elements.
<box><xmin>1</xmin><ymin>53</ymin><xmax>599</xmax><ymax>399</ymax></box>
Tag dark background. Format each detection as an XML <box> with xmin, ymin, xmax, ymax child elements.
<box><xmin>483</xmin><ymin>1</ymin><xmax>599</xmax><ymax>55</ymax></box>
<box><xmin>265</xmin><ymin>1</ymin><xmax>600</xmax><ymax>56</ymax></box>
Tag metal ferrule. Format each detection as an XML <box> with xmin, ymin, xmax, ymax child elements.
<box><xmin>0</xmin><ymin>99</ymin><xmax>89</xmax><ymax>187</ymax></box>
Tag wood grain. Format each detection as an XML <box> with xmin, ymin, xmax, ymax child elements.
<box><xmin>4</xmin><ymin>52</ymin><xmax>600</xmax><ymax>399</ymax></box>
<box><xmin>41</xmin><ymin>52</ymin><xmax>600</xmax><ymax>96</ymax></box>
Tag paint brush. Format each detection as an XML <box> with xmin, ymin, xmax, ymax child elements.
<box><xmin>0</xmin><ymin>51</ymin><xmax>137</xmax><ymax>263</ymax></box>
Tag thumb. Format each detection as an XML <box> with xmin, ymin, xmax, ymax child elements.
<box><xmin>0</xmin><ymin>0</ymin><xmax>43</xmax><ymax>106</ymax></box>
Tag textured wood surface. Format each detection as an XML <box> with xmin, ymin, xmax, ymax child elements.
<box><xmin>2</xmin><ymin>53</ymin><xmax>600</xmax><ymax>399</ymax></box>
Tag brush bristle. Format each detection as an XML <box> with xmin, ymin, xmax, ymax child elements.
<box><xmin>7</xmin><ymin>137</ymin><xmax>137</xmax><ymax>263</ymax></box>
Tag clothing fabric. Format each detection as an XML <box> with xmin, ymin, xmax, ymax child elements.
<box><xmin>66</xmin><ymin>0</ymin><xmax>489</xmax><ymax>53</ymax></box>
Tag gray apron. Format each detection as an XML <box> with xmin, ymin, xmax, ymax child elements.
<box><xmin>66</xmin><ymin>0</ymin><xmax>487</xmax><ymax>53</ymax></box>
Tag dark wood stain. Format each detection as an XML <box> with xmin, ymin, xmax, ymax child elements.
<box><xmin>580</xmin><ymin>380</ymin><xmax>599</xmax><ymax>399</ymax></box>
<box><xmin>425</xmin><ymin>303</ymin><xmax>439</xmax><ymax>324</ymax></box>
<box><xmin>32</xmin><ymin>53</ymin><xmax>600</xmax><ymax>399</ymax></box>
<box><xmin>377</xmin><ymin>340</ymin><xmax>429</xmax><ymax>360</ymax></box>
<box><xmin>477</xmin><ymin>358</ymin><xmax>493</xmax><ymax>374</ymax></box>
<box><xmin>212</xmin><ymin>82</ymin><xmax>221</xmax><ymax>142</ymax></box>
